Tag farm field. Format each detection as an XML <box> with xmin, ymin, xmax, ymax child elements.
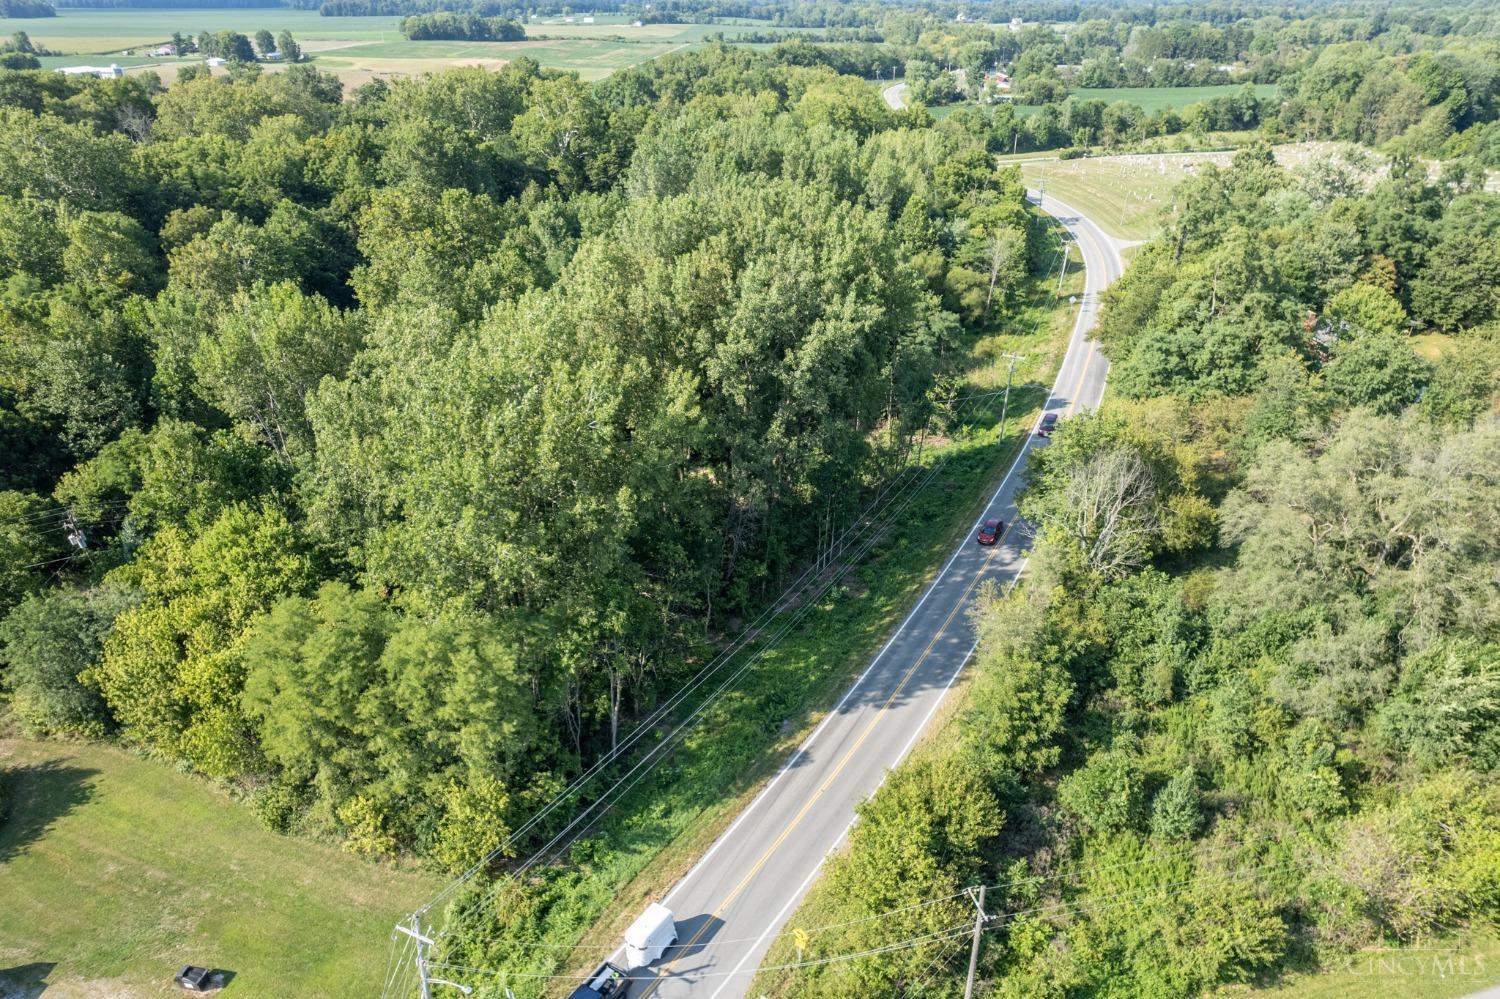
<box><xmin>312</xmin><ymin>38</ymin><xmax>690</xmax><ymax>84</ymax></box>
<box><xmin>0</xmin><ymin>738</ymin><xmax>443</xmax><ymax>999</ymax></box>
<box><xmin>2</xmin><ymin>8</ymin><xmax>813</xmax><ymax>84</ymax></box>
<box><xmin>1067</xmin><ymin>82</ymin><xmax>1276</xmax><ymax>111</ymax></box>
<box><xmin>0</xmin><ymin>9</ymin><xmax>401</xmax><ymax>53</ymax></box>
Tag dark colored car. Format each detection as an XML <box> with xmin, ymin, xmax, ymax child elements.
<box><xmin>976</xmin><ymin>518</ymin><xmax>1004</xmax><ymax>545</ymax></box>
<box><xmin>569</xmin><ymin>962</ymin><xmax>632</xmax><ymax>999</ymax></box>
<box><xmin>1037</xmin><ymin>412</ymin><xmax>1060</xmax><ymax>436</ymax></box>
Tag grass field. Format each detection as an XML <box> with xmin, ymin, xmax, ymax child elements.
<box><xmin>1068</xmin><ymin>82</ymin><xmax>1276</xmax><ymax>111</ymax></box>
<box><xmin>0</xmin><ymin>737</ymin><xmax>443</xmax><ymax>999</ymax></box>
<box><xmin>1016</xmin><ymin>141</ymin><xmax>1346</xmax><ymax>241</ymax></box>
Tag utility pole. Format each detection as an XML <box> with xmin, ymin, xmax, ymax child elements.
<box><xmin>397</xmin><ymin>916</ymin><xmax>473</xmax><ymax>997</ymax></box>
<box><xmin>996</xmin><ymin>352</ymin><xmax>1023</xmax><ymax>441</ymax></box>
<box><xmin>397</xmin><ymin>916</ymin><xmax>434</xmax><ymax>999</ymax></box>
<box><xmin>963</xmin><ymin>885</ymin><xmax>987</xmax><ymax>999</ymax></box>
<box><xmin>1055</xmin><ymin>234</ymin><xmax>1071</xmax><ymax>296</ymax></box>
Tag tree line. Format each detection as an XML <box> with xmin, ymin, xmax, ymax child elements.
<box><xmin>400</xmin><ymin>11</ymin><xmax>525</xmax><ymax>41</ymax></box>
<box><xmin>0</xmin><ymin>0</ymin><xmax>54</xmax><ymax>17</ymax></box>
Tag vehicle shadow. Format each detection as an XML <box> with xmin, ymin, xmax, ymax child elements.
<box><xmin>0</xmin><ymin>761</ymin><xmax>99</xmax><ymax>864</ymax></box>
<box><xmin>662</xmin><ymin>913</ymin><xmax>723</xmax><ymax>962</ymax></box>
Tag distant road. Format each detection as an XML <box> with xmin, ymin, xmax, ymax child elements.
<box><xmin>616</xmin><ymin>192</ymin><xmax>1125</xmax><ymax>999</ymax></box>
<box><xmin>882</xmin><ymin>81</ymin><xmax>908</xmax><ymax>110</ymax></box>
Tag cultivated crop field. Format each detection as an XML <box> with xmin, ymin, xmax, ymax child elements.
<box><xmin>0</xmin><ymin>738</ymin><xmax>443</xmax><ymax>999</ymax></box>
<box><xmin>1</xmin><ymin>9</ymin><xmax>401</xmax><ymax>53</ymax></box>
<box><xmin>1</xmin><ymin>8</ymin><xmax>811</xmax><ymax>85</ymax></box>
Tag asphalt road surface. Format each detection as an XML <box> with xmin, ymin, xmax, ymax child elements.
<box><xmin>881</xmin><ymin>81</ymin><xmax>908</xmax><ymax>110</ymax></box>
<box><xmin>616</xmin><ymin>192</ymin><xmax>1126</xmax><ymax>999</ymax></box>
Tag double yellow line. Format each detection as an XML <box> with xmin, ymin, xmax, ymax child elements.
<box><xmin>638</xmin><ymin>544</ymin><xmax>1002</xmax><ymax>997</ymax></box>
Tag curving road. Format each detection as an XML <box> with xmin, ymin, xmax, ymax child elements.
<box><xmin>618</xmin><ymin>193</ymin><xmax>1126</xmax><ymax>999</ymax></box>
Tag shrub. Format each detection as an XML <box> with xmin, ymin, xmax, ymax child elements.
<box><xmin>1058</xmin><ymin>750</ymin><xmax>1147</xmax><ymax>834</ymax></box>
<box><xmin>1149</xmin><ymin>768</ymin><xmax>1203</xmax><ymax>840</ymax></box>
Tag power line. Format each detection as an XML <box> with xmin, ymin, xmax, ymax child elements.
<box><xmin>412</xmin><ymin>438</ymin><xmax>944</xmax><ymax>918</ymax></box>
<box><xmin>421</xmin><ymin>389</ymin><xmax>1001</xmax><ymax>949</ymax></box>
<box><xmin>457</xmin><ymin>835</ymin><xmax>1278</xmax><ymax>954</ymax></box>
<box><xmin>418</xmin><ymin>378</ymin><xmax>1012</xmax><ymax>921</ymax></box>
<box><xmin>383</xmin><ymin>387</ymin><xmax>1008</xmax><ymax>997</ymax></box>
<box><xmin>417</xmin><ymin>857</ymin><xmax>1295</xmax><ymax>988</ymax></box>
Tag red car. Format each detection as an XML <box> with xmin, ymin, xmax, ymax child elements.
<box><xmin>976</xmin><ymin>518</ymin><xmax>1004</xmax><ymax>545</ymax></box>
<box><xmin>1037</xmin><ymin>412</ymin><xmax>1059</xmax><ymax>436</ymax></box>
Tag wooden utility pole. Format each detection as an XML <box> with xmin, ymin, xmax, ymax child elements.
<box><xmin>964</xmin><ymin>885</ymin><xmax>987</xmax><ymax>999</ymax></box>
<box><xmin>996</xmin><ymin>353</ymin><xmax>1023</xmax><ymax>441</ymax></box>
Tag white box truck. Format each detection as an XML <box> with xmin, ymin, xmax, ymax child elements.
<box><xmin>622</xmin><ymin>903</ymin><xmax>677</xmax><ymax>969</ymax></box>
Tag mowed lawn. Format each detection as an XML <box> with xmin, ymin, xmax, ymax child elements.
<box><xmin>0</xmin><ymin>738</ymin><xmax>442</xmax><ymax>999</ymax></box>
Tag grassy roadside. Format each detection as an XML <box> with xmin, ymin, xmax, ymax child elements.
<box><xmin>487</xmin><ymin>244</ymin><xmax>1090</xmax><ymax>995</ymax></box>
<box><xmin>0</xmin><ymin>738</ymin><xmax>443</xmax><ymax>999</ymax></box>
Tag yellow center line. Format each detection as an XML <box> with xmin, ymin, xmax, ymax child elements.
<box><xmin>637</xmin><ymin>544</ymin><xmax>1002</xmax><ymax>997</ymax></box>
<box><xmin>1062</xmin><ymin>235</ymin><xmax>1095</xmax><ymax>413</ymax></box>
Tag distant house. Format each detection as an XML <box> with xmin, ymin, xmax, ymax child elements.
<box><xmin>60</xmin><ymin>63</ymin><xmax>124</xmax><ymax>78</ymax></box>
<box><xmin>150</xmin><ymin>44</ymin><xmax>174</xmax><ymax>57</ymax></box>
<box><xmin>263</xmin><ymin>50</ymin><xmax>282</xmax><ymax>61</ymax></box>
<box><xmin>1009</xmin><ymin>16</ymin><xmax>1024</xmax><ymax>31</ymax></box>
<box><xmin>582</xmin><ymin>15</ymin><xmax>594</xmax><ymax>23</ymax></box>
<box><xmin>631</xmin><ymin>19</ymin><xmax>643</xmax><ymax>26</ymax></box>
<box><xmin>205</xmin><ymin>56</ymin><xmax>225</xmax><ymax>67</ymax></box>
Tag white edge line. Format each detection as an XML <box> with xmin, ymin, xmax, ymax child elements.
<box><xmin>700</xmin><ymin>554</ymin><xmax>1038</xmax><ymax>998</ymax></box>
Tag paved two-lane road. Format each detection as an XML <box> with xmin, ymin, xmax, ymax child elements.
<box><xmin>620</xmin><ymin>193</ymin><xmax>1126</xmax><ymax>999</ymax></box>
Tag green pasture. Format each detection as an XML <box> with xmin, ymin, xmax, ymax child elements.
<box><xmin>0</xmin><ymin>738</ymin><xmax>443</xmax><ymax>998</ymax></box>
<box><xmin>1068</xmin><ymin>82</ymin><xmax>1277</xmax><ymax>111</ymax></box>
